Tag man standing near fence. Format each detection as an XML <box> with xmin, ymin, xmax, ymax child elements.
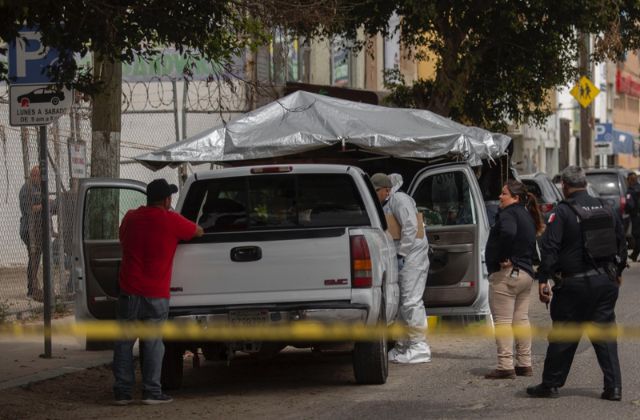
<box><xmin>19</xmin><ymin>165</ymin><xmax>43</xmax><ymax>301</ymax></box>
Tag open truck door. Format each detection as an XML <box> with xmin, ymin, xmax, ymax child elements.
<box><xmin>71</xmin><ymin>179</ymin><xmax>146</xmax><ymax>348</ymax></box>
<box><xmin>408</xmin><ymin>163</ymin><xmax>490</xmax><ymax>316</ymax></box>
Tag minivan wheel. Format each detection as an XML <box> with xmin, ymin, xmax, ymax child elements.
<box><xmin>161</xmin><ymin>342</ymin><xmax>184</xmax><ymax>390</ymax></box>
<box><xmin>352</xmin><ymin>304</ymin><xmax>388</xmax><ymax>385</ymax></box>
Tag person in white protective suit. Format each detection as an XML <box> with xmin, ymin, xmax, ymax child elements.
<box><xmin>371</xmin><ymin>173</ymin><xmax>431</xmax><ymax>364</ymax></box>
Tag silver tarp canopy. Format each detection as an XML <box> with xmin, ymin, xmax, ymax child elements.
<box><xmin>135</xmin><ymin>90</ymin><xmax>511</xmax><ymax>170</ymax></box>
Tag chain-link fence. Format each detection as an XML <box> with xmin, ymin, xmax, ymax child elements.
<box><xmin>0</xmin><ymin>76</ymin><xmax>253</xmax><ymax>322</ymax></box>
<box><xmin>0</xmin><ymin>99</ymin><xmax>90</xmax><ymax>321</ymax></box>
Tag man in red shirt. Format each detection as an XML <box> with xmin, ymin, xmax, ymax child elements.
<box><xmin>113</xmin><ymin>178</ymin><xmax>203</xmax><ymax>405</ymax></box>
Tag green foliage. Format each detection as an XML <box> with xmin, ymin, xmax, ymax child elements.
<box><xmin>316</xmin><ymin>0</ymin><xmax>640</xmax><ymax>130</ymax></box>
<box><xmin>0</xmin><ymin>1</ymin><xmax>275</xmax><ymax>93</ymax></box>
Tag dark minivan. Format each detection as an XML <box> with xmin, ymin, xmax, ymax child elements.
<box><xmin>585</xmin><ymin>167</ymin><xmax>630</xmax><ymax>230</ymax></box>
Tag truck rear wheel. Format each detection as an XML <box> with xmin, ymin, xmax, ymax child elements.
<box><xmin>352</xmin><ymin>305</ymin><xmax>388</xmax><ymax>385</ymax></box>
<box><xmin>161</xmin><ymin>342</ymin><xmax>184</xmax><ymax>390</ymax></box>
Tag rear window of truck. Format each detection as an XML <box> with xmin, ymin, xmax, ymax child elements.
<box><xmin>181</xmin><ymin>173</ymin><xmax>370</xmax><ymax>232</ymax></box>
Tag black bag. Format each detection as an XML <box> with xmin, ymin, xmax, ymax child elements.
<box><xmin>562</xmin><ymin>198</ymin><xmax>617</xmax><ymax>263</ymax></box>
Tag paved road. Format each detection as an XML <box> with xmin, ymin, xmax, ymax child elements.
<box><xmin>1</xmin><ymin>264</ymin><xmax>639</xmax><ymax>419</ymax></box>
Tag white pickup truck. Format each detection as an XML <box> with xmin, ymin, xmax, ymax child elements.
<box><xmin>73</xmin><ymin>161</ymin><xmax>493</xmax><ymax>387</ymax></box>
<box><xmin>73</xmin><ymin>164</ymin><xmax>399</xmax><ymax>386</ymax></box>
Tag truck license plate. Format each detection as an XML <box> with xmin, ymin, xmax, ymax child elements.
<box><xmin>228</xmin><ymin>310</ymin><xmax>269</xmax><ymax>325</ymax></box>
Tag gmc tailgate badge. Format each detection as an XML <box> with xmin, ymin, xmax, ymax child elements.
<box><xmin>324</xmin><ymin>278</ymin><xmax>348</xmax><ymax>286</ymax></box>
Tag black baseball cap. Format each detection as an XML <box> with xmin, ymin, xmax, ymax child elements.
<box><xmin>147</xmin><ymin>178</ymin><xmax>178</xmax><ymax>202</ymax></box>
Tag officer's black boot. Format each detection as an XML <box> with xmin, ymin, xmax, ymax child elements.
<box><xmin>526</xmin><ymin>383</ymin><xmax>559</xmax><ymax>398</ymax></box>
<box><xmin>601</xmin><ymin>387</ymin><xmax>622</xmax><ymax>401</ymax></box>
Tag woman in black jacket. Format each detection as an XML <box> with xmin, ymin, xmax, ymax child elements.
<box><xmin>484</xmin><ymin>180</ymin><xmax>544</xmax><ymax>379</ymax></box>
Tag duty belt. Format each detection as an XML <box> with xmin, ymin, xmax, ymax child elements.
<box><xmin>561</xmin><ymin>268</ymin><xmax>602</xmax><ymax>280</ymax></box>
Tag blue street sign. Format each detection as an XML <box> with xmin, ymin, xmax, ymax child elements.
<box><xmin>8</xmin><ymin>28</ymin><xmax>61</xmax><ymax>85</ymax></box>
<box><xmin>595</xmin><ymin>123</ymin><xmax>613</xmax><ymax>142</ymax></box>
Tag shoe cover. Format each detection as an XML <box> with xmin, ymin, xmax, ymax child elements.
<box><xmin>389</xmin><ymin>342</ymin><xmax>431</xmax><ymax>364</ymax></box>
<box><xmin>388</xmin><ymin>346</ymin><xmax>405</xmax><ymax>361</ymax></box>
<box><xmin>392</xmin><ymin>340</ymin><xmax>409</xmax><ymax>353</ymax></box>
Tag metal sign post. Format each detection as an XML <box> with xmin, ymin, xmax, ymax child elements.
<box><xmin>39</xmin><ymin>126</ymin><xmax>52</xmax><ymax>357</ymax></box>
<box><xmin>9</xmin><ymin>28</ymin><xmax>72</xmax><ymax>358</ymax></box>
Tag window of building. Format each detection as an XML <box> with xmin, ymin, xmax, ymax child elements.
<box><xmin>269</xmin><ymin>30</ymin><xmax>305</xmax><ymax>84</ymax></box>
<box><xmin>331</xmin><ymin>37</ymin><xmax>353</xmax><ymax>87</ymax></box>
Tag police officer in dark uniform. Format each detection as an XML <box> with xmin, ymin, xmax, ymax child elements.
<box><xmin>527</xmin><ymin>166</ymin><xmax>626</xmax><ymax>401</ymax></box>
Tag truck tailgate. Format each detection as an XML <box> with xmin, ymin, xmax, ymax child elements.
<box><xmin>170</xmin><ymin>230</ymin><xmax>352</xmax><ymax>307</ymax></box>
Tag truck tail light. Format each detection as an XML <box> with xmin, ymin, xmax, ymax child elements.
<box><xmin>350</xmin><ymin>235</ymin><xmax>372</xmax><ymax>288</ymax></box>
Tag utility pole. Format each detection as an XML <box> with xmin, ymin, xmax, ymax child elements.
<box><xmin>579</xmin><ymin>32</ymin><xmax>593</xmax><ymax>167</ymax></box>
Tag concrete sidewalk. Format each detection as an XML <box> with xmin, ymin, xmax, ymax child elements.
<box><xmin>0</xmin><ymin>316</ymin><xmax>113</xmax><ymax>390</ymax></box>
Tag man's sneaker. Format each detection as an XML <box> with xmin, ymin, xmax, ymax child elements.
<box><xmin>142</xmin><ymin>394</ymin><xmax>173</xmax><ymax>405</ymax></box>
<box><xmin>113</xmin><ymin>396</ymin><xmax>134</xmax><ymax>406</ymax></box>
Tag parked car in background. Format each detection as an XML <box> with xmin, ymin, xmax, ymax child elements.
<box><xmin>520</xmin><ymin>172</ymin><xmax>563</xmax><ymax>221</ymax></box>
<box><xmin>585</xmin><ymin>168</ymin><xmax>630</xmax><ymax>231</ymax></box>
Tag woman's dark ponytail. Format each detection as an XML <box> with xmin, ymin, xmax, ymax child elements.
<box><xmin>505</xmin><ymin>180</ymin><xmax>545</xmax><ymax>235</ymax></box>
<box><xmin>525</xmin><ymin>192</ymin><xmax>544</xmax><ymax>235</ymax></box>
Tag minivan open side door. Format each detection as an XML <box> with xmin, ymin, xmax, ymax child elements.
<box><xmin>408</xmin><ymin>163</ymin><xmax>490</xmax><ymax>316</ymax></box>
<box><xmin>72</xmin><ymin>178</ymin><xmax>146</xmax><ymax>322</ymax></box>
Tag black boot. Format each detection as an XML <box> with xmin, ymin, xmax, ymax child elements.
<box><xmin>526</xmin><ymin>383</ymin><xmax>559</xmax><ymax>398</ymax></box>
<box><xmin>601</xmin><ymin>387</ymin><xmax>622</xmax><ymax>401</ymax></box>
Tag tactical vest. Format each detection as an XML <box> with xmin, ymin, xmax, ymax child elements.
<box><xmin>562</xmin><ymin>198</ymin><xmax>617</xmax><ymax>264</ymax></box>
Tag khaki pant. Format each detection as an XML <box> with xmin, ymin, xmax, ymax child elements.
<box><xmin>489</xmin><ymin>267</ymin><xmax>533</xmax><ymax>370</ymax></box>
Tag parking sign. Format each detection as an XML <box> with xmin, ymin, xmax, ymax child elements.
<box><xmin>8</xmin><ymin>28</ymin><xmax>72</xmax><ymax>126</ymax></box>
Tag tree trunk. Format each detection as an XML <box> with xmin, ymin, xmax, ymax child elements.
<box><xmin>89</xmin><ymin>53</ymin><xmax>122</xmax><ymax>240</ymax></box>
<box><xmin>90</xmin><ymin>53</ymin><xmax>122</xmax><ymax>178</ymax></box>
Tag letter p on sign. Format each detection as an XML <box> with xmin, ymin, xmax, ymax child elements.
<box><xmin>8</xmin><ymin>27</ymin><xmax>61</xmax><ymax>85</ymax></box>
<box><xmin>15</xmin><ymin>31</ymin><xmax>49</xmax><ymax>78</ymax></box>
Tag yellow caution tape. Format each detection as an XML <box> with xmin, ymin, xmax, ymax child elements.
<box><xmin>0</xmin><ymin>320</ymin><xmax>637</xmax><ymax>342</ymax></box>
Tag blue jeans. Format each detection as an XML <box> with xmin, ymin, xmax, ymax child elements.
<box><xmin>112</xmin><ymin>294</ymin><xmax>169</xmax><ymax>398</ymax></box>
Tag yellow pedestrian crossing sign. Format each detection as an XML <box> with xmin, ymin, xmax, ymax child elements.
<box><xmin>570</xmin><ymin>76</ymin><xmax>600</xmax><ymax>108</ymax></box>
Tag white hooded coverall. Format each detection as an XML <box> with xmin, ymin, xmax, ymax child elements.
<box><xmin>385</xmin><ymin>174</ymin><xmax>431</xmax><ymax>363</ymax></box>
